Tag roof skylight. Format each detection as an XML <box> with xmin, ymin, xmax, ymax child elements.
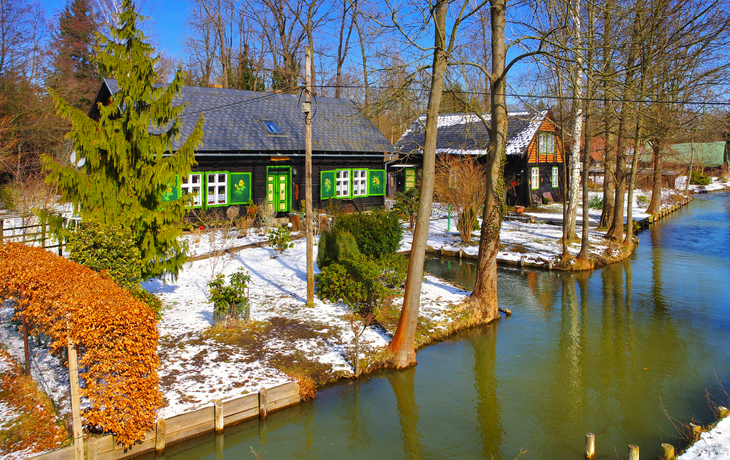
<box><xmin>263</xmin><ymin>120</ymin><xmax>283</xmax><ymax>134</ymax></box>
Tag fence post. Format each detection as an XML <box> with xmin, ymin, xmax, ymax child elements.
<box><xmin>690</xmin><ymin>423</ymin><xmax>702</xmax><ymax>441</ymax></box>
<box><xmin>214</xmin><ymin>399</ymin><xmax>224</xmax><ymax>432</ymax></box>
<box><xmin>155</xmin><ymin>419</ymin><xmax>166</xmax><ymax>454</ymax></box>
<box><xmin>628</xmin><ymin>444</ymin><xmax>639</xmax><ymax>460</ymax></box>
<box><xmin>68</xmin><ymin>328</ymin><xmax>84</xmax><ymax>460</ymax></box>
<box><xmin>259</xmin><ymin>387</ymin><xmax>268</xmax><ymax>419</ymax></box>
<box><xmin>585</xmin><ymin>433</ymin><xmax>595</xmax><ymax>459</ymax></box>
<box><xmin>41</xmin><ymin>222</ymin><xmax>46</xmax><ymax>248</ymax></box>
<box><xmin>660</xmin><ymin>443</ymin><xmax>675</xmax><ymax>460</ymax></box>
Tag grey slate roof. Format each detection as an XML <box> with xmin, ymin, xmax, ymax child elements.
<box><xmin>395</xmin><ymin>110</ymin><xmax>549</xmax><ymax>157</ymax></box>
<box><xmin>101</xmin><ymin>79</ymin><xmax>394</xmax><ymax>154</ymax></box>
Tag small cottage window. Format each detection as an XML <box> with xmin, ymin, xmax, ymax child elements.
<box><xmin>552</xmin><ymin>167</ymin><xmax>559</xmax><ymax>188</ymax></box>
<box><xmin>353</xmin><ymin>169</ymin><xmax>367</xmax><ymax>196</ymax></box>
<box><xmin>531</xmin><ymin>167</ymin><xmax>540</xmax><ymax>190</ymax></box>
<box><xmin>336</xmin><ymin>170</ymin><xmax>350</xmax><ymax>197</ymax></box>
<box><xmin>538</xmin><ymin>133</ymin><xmax>555</xmax><ymax>162</ymax></box>
<box><xmin>207</xmin><ymin>172</ymin><xmax>228</xmax><ymax>205</ymax></box>
<box><xmin>181</xmin><ymin>173</ymin><xmax>202</xmax><ymax>207</ymax></box>
<box><xmin>262</xmin><ymin>120</ymin><xmax>283</xmax><ymax>134</ymax></box>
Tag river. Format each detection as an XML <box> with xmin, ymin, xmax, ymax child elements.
<box><xmin>145</xmin><ymin>192</ymin><xmax>730</xmax><ymax>460</ymax></box>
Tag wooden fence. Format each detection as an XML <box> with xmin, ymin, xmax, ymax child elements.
<box><xmin>30</xmin><ymin>382</ymin><xmax>300</xmax><ymax>460</ymax></box>
<box><xmin>0</xmin><ymin>215</ymin><xmax>69</xmax><ymax>255</ymax></box>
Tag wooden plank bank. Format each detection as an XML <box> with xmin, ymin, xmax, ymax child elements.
<box><xmin>31</xmin><ymin>382</ymin><xmax>300</xmax><ymax>460</ymax></box>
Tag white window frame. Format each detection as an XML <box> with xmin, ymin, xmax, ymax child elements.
<box><xmin>538</xmin><ymin>133</ymin><xmax>555</xmax><ymax>162</ymax></box>
<box><xmin>353</xmin><ymin>169</ymin><xmax>368</xmax><ymax>196</ymax></box>
<box><xmin>531</xmin><ymin>167</ymin><xmax>540</xmax><ymax>190</ymax></box>
<box><xmin>207</xmin><ymin>172</ymin><xmax>228</xmax><ymax>206</ymax></box>
<box><xmin>552</xmin><ymin>166</ymin><xmax>559</xmax><ymax>188</ymax></box>
<box><xmin>181</xmin><ymin>173</ymin><xmax>203</xmax><ymax>207</ymax></box>
<box><xmin>336</xmin><ymin>170</ymin><xmax>350</xmax><ymax>197</ymax></box>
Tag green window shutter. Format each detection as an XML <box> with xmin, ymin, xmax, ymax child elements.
<box><xmin>230</xmin><ymin>173</ymin><xmax>252</xmax><ymax>204</ymax></box>
<box><xmin>368</xmin><ymin>169</ymin><xmax>386</xmax><ymax>196</ymax></box>
<box><xmin>161</xmin><ymin>175</ymin><xmax>179</xmax><ymax>202</ymax></box>
<box><xmin>321</xmin><ymin>170</ymin><xmax>336</xmax><ymax>200</ymax></box>
<box><xmin>405</xmin><ymin>169</ymin><xmax>416</xmax><ymax>190</ymax></box>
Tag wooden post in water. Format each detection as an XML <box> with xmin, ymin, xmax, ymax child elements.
<box><xmin>718</xmin><ymin>406</ymin><xmax>728</xmax><ymax>419</ymax></box>
<box><xmin>214</xmin><ymin>399</ymin><xmax>224</xmax><ymax>432</ymax></box>
<box><xmin>68</xmin><ymin>332</ymin><xmax>84</xmax><ymax>460</ymax></box>
<box><xmin>259</xmin><ymin>387</ymin><xmax>268</xmax><ymax>419</ymax></box>
<box><xmin>660</xmin><ymin>443</ymin><xmax>675</xmax><ymax>460</ymax></box>
<box><xmin>585</xmin><ymin>433</ymin><xmax>595</xmax><ymax>459</ymax></box>
<box><xmin>690</xmin><ymin>423</ymin><xmax>702</xmax><ymax>441</ymax></box>
<box><xmin>155</xmin><ymin>419</ymin><xmax>166</xmax><ymax>454</ymax></box>
<box><xmin>628</xmin><ymin>444</ymin><xmax>639</xmax><ymax>460</ymax></box>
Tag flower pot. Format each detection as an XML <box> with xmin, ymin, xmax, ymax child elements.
<box><xmin>289</xmin><ymin>214</ymin><xmax>301</xmax><ymax>232</ymax></box>
<box><xmin>515</xmin><ymin>206</ymin><xmax>525</xmax><ymax>215</ymax></box>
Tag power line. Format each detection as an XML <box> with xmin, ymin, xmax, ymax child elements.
<box><xmin>313</xmin><ymin>83</ymin><xmax>730</xmax><ymax>107</ymax></box>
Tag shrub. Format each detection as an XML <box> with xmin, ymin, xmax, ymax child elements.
<box><xmin>456</xmin><ymin>207</ymin><xmax>479</xmax><ymax>243</ymax></box>
<box><xmin>588</xmin><ymin>195</ymin><xmax>603</xmax><ymax>210</ymax></box>
<box><xmin>130</xmin><ymin>287</ymin><xmax>163</xmax><ymax>318</ymax></box>
<box><xmin>393</xmin><ymin>187</ymin><xmax>419</xmax><ymax>230</ymax></box>
<box><xmin>333</xmin><ymin>209</ymin><xmax>403</xmax><ymax>258</ymax></box>
<box><xmin>316</xmin><ymin>227</ymin><xmax>360</xmax><ymax>268</ymax></box>
<box><xmin>67</xmin><ymin>221</ymin><xmax>142</xmax><ymax>290</ymax></box>
<box><xmin>636</xmin><ymin>195</ymin><xmax>650</xmax><ymax>207</ymax></box>
<box><xmin>208</xmin><ymin>267</ymin><xmax>251</xmax><ymax>322</ymax></box>
<box><xmin>690</xmin><ymin>170</ymin><xmax>711</xmax><ymax>186</ymax></box>
<box><xmin>267</xmin><ymin>226</ymin><xmax>294</xmax><ymax>253</ymax></box>
<box><xmin>315</xmin><ymin>253</ymin><xmax>408</xmax><ymax>309</ymax></box>
<box><xmin>315</xmin><ymin>262</ymin><xmax>364</xmax><ymax>306</ymax></box>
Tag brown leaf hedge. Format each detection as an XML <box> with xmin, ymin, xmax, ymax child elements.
<box><xmin>0</xmin><ymin>243</ymin><xmax>162</xmax><ymax>448</ymax></box>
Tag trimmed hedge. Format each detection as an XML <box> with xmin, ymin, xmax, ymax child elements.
<box><xmin>332</xmin><ymin>209</ymin><xmax>402</xmax><ymax>259</ymax></box>
<box><xmin>0</xmin><ymin>243</ymin><xmax>161</xmax><ymax>448</ymax></box>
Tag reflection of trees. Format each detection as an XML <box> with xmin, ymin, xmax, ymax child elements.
<box><xmin>343</xmin><ymin>381</ymin><xmax>372</xmax><ymax>449</ymax></box>
<box><xmin>467</xmin><ymin>325</ymin><xmax>502</xmax><ymax>459</ymax></box>
<box><xmin>386</xmin><ymin>367</ymin><xmax>423</xmax><ymax>460</ymax></box>
<box><xmin>650</xmin><ymin>225</ymin><xmax>668</xmax><ymax>316</ymax></box>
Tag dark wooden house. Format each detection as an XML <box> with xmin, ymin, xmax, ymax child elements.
<box><xmin>393</xmin><ymin>110</ymin><xmax>565</xmax><ymax>207</ymax></box>
<box><xmin>91</xmin><ymin>79</ymin><xmax>395</xmax><ymax>214</ymax></box>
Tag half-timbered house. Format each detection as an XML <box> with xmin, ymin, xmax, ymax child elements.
<box><xmin>393</xmin><ymin>109</ymin><xmax>565</xmax><ymax>206</ymax></box>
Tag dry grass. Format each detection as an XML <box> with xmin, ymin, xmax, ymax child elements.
<box><xmin>0</xmin><ymin>348</ymin><xmax>69</xmax><ymax>456</ymax></box>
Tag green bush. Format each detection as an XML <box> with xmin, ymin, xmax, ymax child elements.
<box><xmin>317</xmin><ymin>228</ymin><xmax>360</xmax><ymax>268</ymax></box>
<box><xmin>588</xmin><ymin>195</ymin><xmax>603</xmax><ymax>210</ymax></box>
<box><xmin>208</xmin><ymin>267</ymin><xmax>251</xmax><ymax>322</ymax></box>
<box><xmin>333</xmin><ymin>209</ymin><xmax>403</xmax><ymax>259</ymax></box>
<box><xmin>67</xmin><ymin>221</ymin><xmax>142</xmax><ymax>290</ymax></box>
<box><xmin>636</xmin><ymin>195</ymin><xmax>650</xmax><ymax>207</ymax></box>
<box><xmin>315</xmin><ymin>263</ymin><xmax>365</xmax><ymax>307</ymax></box>
<box><xmin>267</xmin><ymin>226</ymin><xmax>294</xmax><ymax>253</ymax></box>
<box><xmin>315</xmin><ymin>253</ymin><xmax>408</xmax><ymax>309</ymax></box>
<box><xmin>130</xmin><ymin>287</ymin><xmax>163</xmax><ymax>318</ymax></box>
<box><xmin>690</xmin><ymin>170</ymin><xmax>711</xmax><ymax>186</ymax></box>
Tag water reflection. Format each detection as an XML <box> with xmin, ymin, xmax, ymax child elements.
<box><xmin>141</xmin><ymin>193</ymin><xmax>730</xmax><ymax>460</ymax></box>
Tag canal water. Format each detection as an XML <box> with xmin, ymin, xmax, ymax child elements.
<box><xmin>147</xmin><ymin>192</ymin><xmax>730</xmax><ymax>460</ymax></box>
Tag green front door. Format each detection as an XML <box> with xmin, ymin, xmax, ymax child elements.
<box><xmin>266</xmin><ymin>170</ymin><xmax>290</xmax><ymax>212</ymax></box>
<box><xmin>404</xmin><ymin>168</ymin><xmax>416</xmax><ymax>190</ymax></box>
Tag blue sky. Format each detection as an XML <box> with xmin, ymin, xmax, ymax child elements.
<box><xmin>39</xmin><ymin>0</ymin><xmax>188</xmax><ymax>58</ymax></box>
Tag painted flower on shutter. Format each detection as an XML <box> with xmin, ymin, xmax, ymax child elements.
<box><xmin>325</xmin><ymin>178</ymin><xmax>332</xmax><ymax>192</ymax></box>
<box><xmin>372</xmin><ymin>176</ymin><xmax>380</xmax><ymax>187</ymax></box>
<box><xmin>234</xmin><ymin>179</ymin><xmax>246</xmax><ymax>195</ymax></box>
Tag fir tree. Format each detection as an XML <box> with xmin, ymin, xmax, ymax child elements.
<box><xmin>46</xmin><ymin>0</ymin><xmax>100</xmax><ymax>111</ymax></box>
<box><xmin>43</xmin><ymin>0</ymin><xmax>204</xmax><ymax>280</ymax></box>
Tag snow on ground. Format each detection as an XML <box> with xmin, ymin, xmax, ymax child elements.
<box><xmin>0</xmin><ymin>185</ymin><xmax>705</xmax><ymax>425</ymax></box>
<box><xmin>676</xmin><ymin>176</ymin><xmax>730</xmax><ymax>194</ymax></box>
<box><xmin>144</xmin><ymin>236</ymin><xmax>469</xmax><ymax>418</ymax></box>
<box><xmin>679</xmin><ymin>417</ymin><xmax>730</xmax><ymax>460</ymax></box>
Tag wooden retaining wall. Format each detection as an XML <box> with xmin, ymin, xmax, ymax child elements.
<box><xmin>31</xmin><ymin>382</ymin><xmax>300</xmax><ymax>460</ymax></box>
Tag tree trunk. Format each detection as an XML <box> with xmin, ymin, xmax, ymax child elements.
<box><xmin>578</xmin><ymin>0</ymin><xmax>595</xmax><ymax>263</ymax></box>
<box><xmin>646</xmin><ymin>143</ymin><xmax>662</xmax><ymax>214</ymax></box>
<box><xmin>386</xmin><ymin>0</ymin><xmax>448</xmax><ymax>369</ymax></box>
<box><xmin>566</xmin><ymin>0</ymin><xmax>584</xmax><ymax>242</ymax></box>
<box><xmin>467</xmin><ymin>0</ymin><xmax>506</xmax><ymax>324</ymax></box>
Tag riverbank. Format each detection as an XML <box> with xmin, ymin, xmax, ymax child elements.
<box><xmin>0</xmin><ymin>185</ymin><xmax>720</xmax><ymax>459</ymax></box>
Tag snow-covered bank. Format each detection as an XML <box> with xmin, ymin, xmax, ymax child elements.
<box><xmin>678</xmin><ymin>417</ymin><xmax>730</xmax><ymax>460</ymax></box>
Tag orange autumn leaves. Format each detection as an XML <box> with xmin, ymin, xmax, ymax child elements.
<box><xmin>0</xmin><ymin>243</ymin><xmax>162</xmax><ymax>448</ymax></box>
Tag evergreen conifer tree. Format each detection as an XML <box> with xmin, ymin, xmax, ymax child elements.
<box><xmin>43</xmin><ymin>0</ymin><xmax>204</xmax><ymax>280</ymax></box>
